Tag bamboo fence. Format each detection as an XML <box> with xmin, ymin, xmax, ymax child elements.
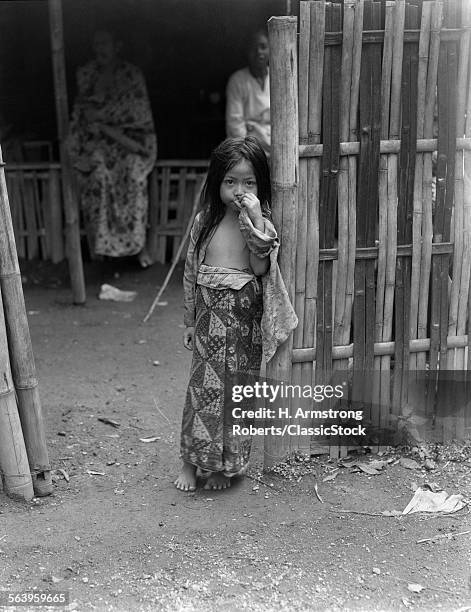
<box><xmin>265</xmin><ymin>0</ymin><xmax>471</xmax><ymax>466</ymax></box>
<box><xmin>4</xmin><ymin>160</ymin><xmax>208</xmax><ymax>266</ymax></box>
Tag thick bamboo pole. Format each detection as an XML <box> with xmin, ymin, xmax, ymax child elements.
<box><xmin>48</xmin><ymin>0</ymin><xmax>86</xmax><ymax>304</ymax></box>
<box><xmin>0</xmin><ymin>148</ymin><xmax>52</xmax><ymax>497</ymax></box>
<box><xmin>264</xmin><ymin>16</ymin><xmax>298</xmax><ymax>469</ymax></box>
<box><xmin>0</xmin><ymin>291</ymin><xmax>34</xmax><ymax>502</ymax></box>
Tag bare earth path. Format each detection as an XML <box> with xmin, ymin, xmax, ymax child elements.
<box><xmin>0</xmin><ymin>261</ymin><xmax>470</xmax><ymax>611</ymax></box>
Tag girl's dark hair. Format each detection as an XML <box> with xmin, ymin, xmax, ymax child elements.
<box><xmin>195</xmin><ymin>136</ymin><xmax>271</xmax><ymax>255</ymax></box>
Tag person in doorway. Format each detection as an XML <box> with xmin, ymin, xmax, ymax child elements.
<box><xmin>225</xmin><ymin>28</ymin><xmax>271</xmax><ymax>157</ymax></box>
<box><xmin>174</xmin><ymin>136</ymin><xmax>297</xmax><ymax>492</ymax></box>
<box><xmin>68</xmin><ymin>30</ymin><xmax>157</xmax><ymax>266</ymax></box>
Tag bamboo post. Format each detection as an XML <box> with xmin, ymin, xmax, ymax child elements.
<box><xmin>0</xmin><ymin>292</ymin><xmax>34</xmax><ymax>502</ymax></box>
<box><xmin>49</xmin><ymin>168</ymin><xmax>64</xmax><ymax>263</ymax></box>
<box><xmin>0</xmin><ymin>147</ymin><xmax>50</xmax><ymax>497</ymax></box>
<box><xmin>48</xmin><ymin>0</ymin><xmax>86</xmax><ymax>304</ymax></box>
<box><xmin>264</xmin><ymin>16</ymin><xmax>298</xmax><ymax>469</ymax></box>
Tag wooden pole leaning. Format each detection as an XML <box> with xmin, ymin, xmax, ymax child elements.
<box><xmin>264</xmin><ymin>16</ymin><xmax>299</xmax><ymax>469</ymax></box>
<box><xmin>48</xmin><ymin>0</ymin><xmax>86</xmax><ymax>304</ymax></box>
<box><xmin>0</xmin><ymin>148</ymin><xmax>52</xmax><ymax>497</ymax></box>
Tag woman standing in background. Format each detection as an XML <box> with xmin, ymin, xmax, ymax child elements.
<box><xmin>68</xmin><ymin>30</ymin><xmax>157</xmax><ymax>267</ymax></box>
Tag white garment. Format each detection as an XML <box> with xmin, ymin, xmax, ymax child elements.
<box><xmin>225</xmin><ymin>67</ymin><xmax>270</xmax><ymax>156</ymax></box>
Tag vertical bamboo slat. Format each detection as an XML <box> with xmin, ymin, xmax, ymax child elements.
<box><xmin>374</xmin><ymin>0</ymin><xmax>394</xmax><ymax>431</ymax></box>
<box><xmin>393</xmin><ymin>2</ymin><xmax>419</xmax><ymax>412</ymax></box>
<box><xmin>49</xmin><ymin>168</ymin><xmax>64</xmax><ymax>263</ymax></box>
<box><xmin>410</xmin><ymin>2</ymin><xmax>432</xmax><ymax>372</ymax></box>
<box><xmin>317</xmin><ymin>3</ymin><xmax>332</xmax><ymax>406</ymax></box>
<box><xmin>22</xmin><ymin>172</ymin><xmax>39</xmax><ymax>260</ymax></box>
<box><xmin>158</xmin><ymin>167</ymin><xmax>171</xmax><ymax>263</ymax></box>
<box><xmin>448</xmin><ymin>1</ymin><xmax>470</xmax><ymax>368</ymax></box>
<box><xmin>147</xmin><ymin>167</ymin><xmax>160</xmax><ymax>263</ymax></box>
<box><xmin>48</xmin><ymin>0</ymin><xmax>86</xmax><ymax>304</ymax></box>
<box><xmin>417</xmin><ymin>0</ymin><xmax>443</xmax><ymax>372</ymax></box>
<box><xmin>305</xmin><ymin>0</ymin><xmax>324</xmax><ymax>455</ymax></box>
<box><xmin>343</xmin><ymin>0</ymin><xmax>363</xmax><ymax>374</ymax></box>
<box><xmin>431</xmin><ymin>0</ymin><xmax>458</xmax><ymax>382</ymax></box>
<box><xmin>6</xmin><ymin>175</ymin><xmax>24</xmax><ymax>259</ymax></box>
<box><xmin>334</xmin><ymin>0</ymin><xmax>356</xmax><ymax>457</ymax></box>
<box><xmin>334</xmin><ymin>0</ymin><xmax>355</xmax><ymax>360</ymax></box>
<box><xmin>380</xmin><ymin>0</ymin><xmax>399</xmax><ymax>416</ymax></box>
<box><xmin>460</xmin><ymin>2</ymin><xmax>471</xmax><ymax>371</ymax></box>
<box><xmin>353</xmin><ymin>1</ymin><xmax>380</xmax><ymax>432</ymax></box>
<box><xmin>172</xmin><ymin>168</ymin><xmax>188</xmax><ymax>259</ymax></box>
<box><xmin>327</xmin><ymin>3</ymin><xmax>342</xmax><ymax>458</ymax></box>
<box><xmin>264</xmin><ymin>16</ymin><xmax>298</xmax><ymax>468</ymax></box>
<box><xmin>292</xmin><ymin>1</ymin><xmax>311</xmax><ymax>455</ymax></box>
<box><xmin>383</xmin><ymin>0</ymin><xmax>404</xmax><ymax>413</ymax></box>
<box><xmin>0</xmin><ymin>147</ymin><xmax>52</xmax><ymax>497</ymax></box>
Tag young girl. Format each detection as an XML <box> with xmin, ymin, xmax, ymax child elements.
<box><xmin>175</xmin><ymin>136</ymin><xmax>296</xmax><ymax>492</ymax></box>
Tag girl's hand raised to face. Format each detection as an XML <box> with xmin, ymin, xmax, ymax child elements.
<box><xmin>239</xmin><ymin>193</ymin><xmax>263</xmax><ymax>225</ymax></box>
<box><xmin>183</xmin><ymin>326</ymin><xmax>195</xmax><ymax>351</ymax></box>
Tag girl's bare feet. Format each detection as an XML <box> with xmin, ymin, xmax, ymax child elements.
<box><xmin>174</xmin><ymin>462</ymin><xmax>197</xmax><ymax>491</ymax></box>
<box><xmin>203</xmin><ymin>472</ymin><xmax>231</xmax><ymax>490</ymax></box>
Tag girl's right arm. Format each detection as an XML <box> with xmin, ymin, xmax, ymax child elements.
<box><xmin>183</xmin><ymin>213</ymin><xmax>202</xmax><ymax>331</ymax></box>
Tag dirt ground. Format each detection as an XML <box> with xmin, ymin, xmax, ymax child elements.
<box><xmin>1</xmin><ymin>259</ymin><xmax>470</xmax><ymax>612</ymax></box>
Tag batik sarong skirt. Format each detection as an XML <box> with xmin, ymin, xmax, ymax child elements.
<box><xmin>180</xmin><ymin>279</ymin><xmax>263</xmax><ymax>475</ymax></box>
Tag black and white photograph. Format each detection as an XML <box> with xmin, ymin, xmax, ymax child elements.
<box><xmin>0</xmin><ymin>0</ymin><xmax>470</xmax><ymax>610</ymax></box>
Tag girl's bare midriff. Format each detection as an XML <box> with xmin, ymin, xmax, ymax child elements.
<box><xmin>203</xmin><ymin>213</ymin><xmax>252</xmax><ymax>272</ymax></box>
